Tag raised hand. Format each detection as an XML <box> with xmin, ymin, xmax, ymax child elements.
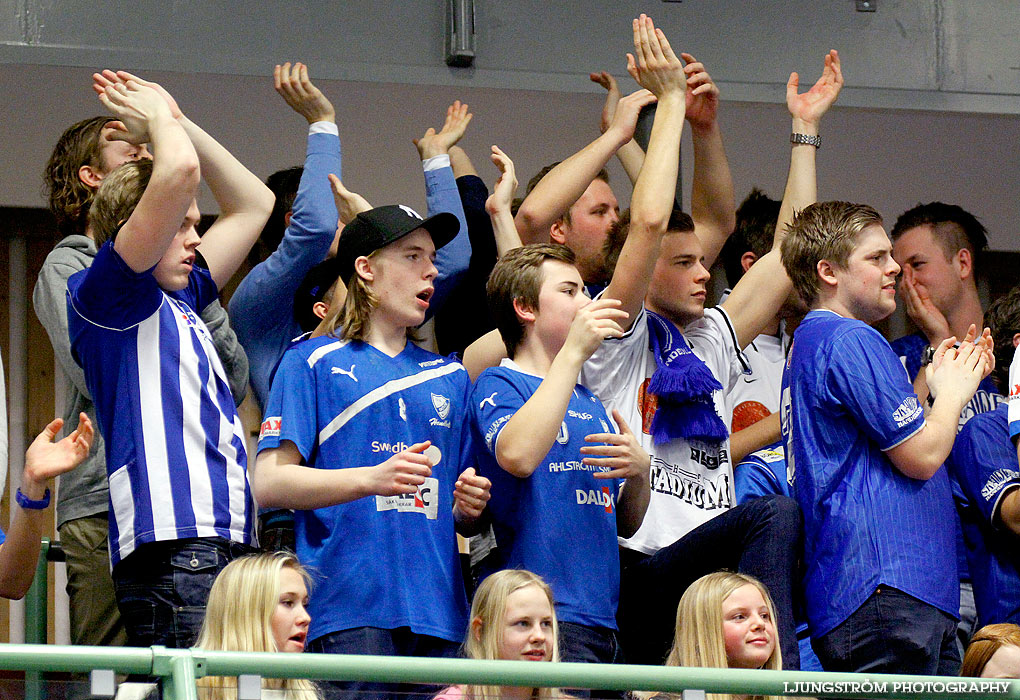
<box><xmin>275</xmin><ymin>62</ymin><xmax>335</xmax><ymax>124</ymax></box>
<box><xmin>368</xmin><ymin>441</ymin><xmax>433</xmax><ymax>497</ymax></box>
<box><xmin>927</xmin><ymin>331</ymin><xmax>988</xmax><ymax>403</ymax></box>
<box><xmin>583</xmin><ymin>409</ymin><xmax>651</xmax><ymax>481</ymax></box>
<box><xmin>414</xmin><ymin>100</ymin><xmax>473</xmax><ymax>160</ymax></box>
<box><xmin>94</xmin><ymin>70</ymin><xmax>184</xmax><ymax>120</ymax></box>
<box><xmin>564</xmin><ymin>297</ymin><xmax>629</xmax><ymax>363</ymax></box>
<box><xmin>23</xmin><ymin>413</ymin><xmax>94</xmax><ymax>490</ymax></box>
<box><xmin>787</xmin><ymin>49</ymin><xmax>843</xmax><ymax>126</ymax></box>
<box><xmin>900</xmin><ymin>266</ymin><xmax>951</xmax><ymax>346</ymax></box>
<box><xmin>329</xmin><ymin>174</ymin><xmax>372</xmax><ymax>226</ymax></box>
<box><xmin>484</xmin><ymin>145</ymin><xmax>518</xmax><ymax>216</ymax></box>
<box><xmin>626</xmin><ymin>14</ymin><xmax>686</xmax><ymax>100</ymax></box>
<box><xmin>93</xmin><ymin>76</ymin><xmax>174</xmax><ymax>145</ymax></box>
<box><xmin>605</xmin><ymin>88</ymin><xmax>658</xmax><ymax>145</ymax></box>
<box><xmin>590</xmin><ymin>71</ymin><xmax>622</xmax><ymax>134</ymax></box>
<box><xmin>453</xmin><ymin>467</ymin><xmax>491</xmax><ymax>521</ymax></box>
<box><xmin>680</xmin><ymin>53</ymin><xmax>720</xmax><ymax>131</ymax></box>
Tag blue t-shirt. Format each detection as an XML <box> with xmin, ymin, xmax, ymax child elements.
<box><xmin>257</xmin><ymin>335</ymin><xmax>472</xmax><ymax>643</ymax></box>
<box><xmin>734</xmin><ymin>441</ymin><xmax>790</xmax><ymax>503</ymax></box>
<box><xmin>947</xmin><ymin>404</ymin><xmax>1020</xmax><ymax>626</ymax></box>
<box><xmin>782</xmin><ymin>310</ymin><xmax>958</xmax><ymax>637</ymax></box>
<box><xmin>469</xmin><ymin>360</ymin><xmax>622</xmax><ymax>630</ymax></box>
<box><xmin>67</xmin><ymin>243</ymin><xmax>255</xmax><ymax>566</ymax></box>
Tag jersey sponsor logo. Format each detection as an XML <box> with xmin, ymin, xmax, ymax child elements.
<box><xmin>376</xmin><ymin>477</ymin><xmax>440</xmax><ymax>519</ymax></box>
<box><xmin>981</xmin><ymin>468</ymin><xmax>1020</xmax><ymax>502</ymax></box>
<box><xmin>331</xmin><ymin>364</ymin><xmax>358</xmax><ymax>382</ymax></box>
<box><xmin>892</xmin><ymin>396</ymin><xmax>923</xmax><ymax>427</ymax></box>
<box><xmin>372</xmin><ymin>440</ymin><xmax>414</xmax><ymax>454</ymax></box>
<box><xmin>1011</xmin><ymin>383</ymin><xmax>1020</xmax><ymax>399</ymax></box>
<box><xmin>398</xmin><ymin>204</ymin><xmax>424</xmax><ymax>220</ymax></box>
<box><xmin>432</xmin><ymin>393</ymin><xmax>451</xmax><ymax>419</ymax></box>
<box><xmin>732</xmin><ymin>400</ymin><xmax>771</xmax><ymax>433</ymax></box>
<box><xmin>399</xmin><ymin>397</ymin><xmax>408</xmax><ymax>422</ymax></box>
<box><xmin>479</xmin><ymin>392</ymin><xmax>498</xmax><ymax>409</ymax></box>
<box><xmin>484</xmin><ymin>414</ymin><xmax>512</xmax><ymax>449</ymax></box>
<box><xmin>959</xmin><ymin>390</ymin><xmax>1005</xmax><ymax>429</ymax></box>
<box><xmin>638</xmin><ymin>378</ymin><xmax>658</xmax><ymax>435</ymax></box>
<box><xmin>549</xmin><ymin>460</ymin><xmax>605</xmax><ymax>473</ymax></box>
<box><xmin>568</xmin><ymin>410</ymin><xmax>593</xmax><ymax>421</ymax></box>
<box><xmin>259</xmin><ymin>416</ymin><xmax>282</xmax><ymax>439</ymax></box>
<box><xmin>419</xmin><ymin>358</ymin><xmax>445</xmax><ymax>368</ymax></box>
<box><xmin>755</xmin><ymin>447</ymin><xmax>785</xmax><ymax>464</ymax></box>
<box><xmin>556</xmin><ymin>421</ymin><xmax>569</xmax><ymax>445</ymax></box>
<box><xmin>576</xmin><ymin>486</ymin><xmax>614</xmax><ymax>513</ymax></box>
<box><xmin>689</xmin><ymin>443</ymin><xmax>729</xmax><ymax>470</ymax></box>
<box><xmin>742</xmin><ymin>376</ymin><xmax>759</xmax><ymax>384</ymax></box>
<box><xmin>650</xmin><ymin>459</ymin><xmax>731</xmax><ymax>511</ymax></box>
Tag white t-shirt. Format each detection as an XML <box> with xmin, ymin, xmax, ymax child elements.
<box><xmin>726</xmin><ymin>331</ymin><xmax>787</xmax><ymax>431</ymax></box>
<box><xmin>1008</xmin><ymin>344</ymin><xmax>1020</xmax><ymax>443</ymax></box>
<box><xmin>580</xmin><ymin>306</ymin><xmax>745</xmax><ymax>554</ymax></box>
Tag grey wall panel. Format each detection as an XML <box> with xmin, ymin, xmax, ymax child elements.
<box><xmin>941</xmin><ymin>2</ymin><xmax>1020</xmax><ymax>96</ymax></box>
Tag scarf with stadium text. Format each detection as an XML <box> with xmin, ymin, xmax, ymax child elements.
<box><xmin>645</xmin><ymin>310</ymin><xmax>728</xmax><ymax>444</ymax></box>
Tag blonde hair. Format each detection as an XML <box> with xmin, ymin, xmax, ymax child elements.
<box><xmin>780</xmin><ymin>201</ymin><xmax>884</xmax><ymax>307</ymax></box>
<box><xmin>665</xmin><ymin>572</ymin><xmax>782</xmax><ymax>700</ymax></box>
<box><xmin>194</xmin><ymin>552</ymin><xmax>320</xmax><ymax>700</ymax></box>
<box><xmin>321</xmin><ymin>252</ymin><xmax>417</xmax><ymax>342</ymax></box>
<box><xmin>961</xmin><ymin>623</ymin><xmax>1020</xmax><ymax>677</ymax></box>
<box><xmin>88</xmin><ymin>158</ymin><xmax>153</xmax><ymax>250</ymax></box>
<box><xmin>464</xmin><ymin>570</ymin><xmax>560</xmax><ymax>700</ymax></box>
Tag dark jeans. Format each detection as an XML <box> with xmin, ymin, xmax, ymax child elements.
<box><xmin>812</xmin><ymin>585</ymin><xmax>960</xmax><ymax>675</ymax></box>
<box><xmin>558</xmin><ymin>622</ymin><xmax>624</xmax><ymax>699</ymax></box>
<box><xmin>618</xmin><ymin>494</ymin><xmax>802</xmax><ymax>669</ymax></box>
<box><xmin>112</xmin><ymin>537</ymin><xmax>254</xmax><ymax>648</ymax></box>
<box><xmin>309</xmin><ymin>626</ymin><xmax>460</xmax><ymax>700</ymax></box>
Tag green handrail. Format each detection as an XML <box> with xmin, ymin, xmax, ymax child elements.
<box><xmin>0</xmin><ymin>646</ymin><xmax>1017</xmax><ymax>700</ymax></box>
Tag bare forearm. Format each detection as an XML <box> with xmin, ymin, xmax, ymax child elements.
<box><xmin>449</xmin><ymin>146</ymin><xmax>478</xmax><ymax>178</ymax></box>
<box><xmin>774</xmin><ymin>119</ymin><xmax>818</xmax><ymax>250</ymax></box>
<box><xmin>490</xmin><ymin>208</ymin><xmax>522</xmax><ymax>258</ymax></box>
<box><xmin>690</xmin><ymin>121</ymin><xmax>735</xmax><ymax>267</ymax></box>
<box><xmin>616</xmin><ymin>476</ymin><xmax>650</xmax><ymax>538</ymax></box>
<box><xmin>515</xmin><ymin>129</ymin><xmax>628</xmax><ymax>243</ymax></box>
<box><xmin>999</xmin><ymin>490</ymin><xmax>1020</xmax><ymax>537</ymax></box>
<box><xmin>178</xmin><ymin>116</ymin><xmax>273</xmax><ymax>216</ymax></box>
<box><xmin>495</xmin><ymin>354</ymin><xmax>586</xmax><ymax>477</ymax></box>
<box><xmin>616</xmin><ymin>140</ymin><xmax>645</xmax><ymax>186</ymax></box>
<box><xmin>887</xmin><ymin>398</ymin><xmax>965</xmax><ymax>480</ymax></box>
<box><xmin>729</xmin><ymin>413</ymin><xmax>782</xmax><ymax>463</ymax></box>
<box><xmin>254</xmin><ymin>460</ymin><xmax>377</xmax><ymax>510</ymax></box>
<box><xmin>0</xmin><ymin>479</ymin><xmax>50</xmax><ymax>599</ymax></box>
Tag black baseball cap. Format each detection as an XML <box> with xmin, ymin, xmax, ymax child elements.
<box><xmin>335</xmin><ymin>205</ymin><xmax>459</xmax><ymax>282</ymax></box>
<box><xmin>294</xmin><ymin>258</ymin><xmax>341</xmax><ymax>333</ymax></box>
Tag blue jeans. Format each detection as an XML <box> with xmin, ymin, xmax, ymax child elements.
<box><xmin>812</xmin><ymin>586</ymin><xmax>960</xmax><ymax>675</ymax></box>
<box><xmin>112</xmin><ymin>537</ymin><xmax>254</xmax><ymax>648</ymax></box>
<box><xmin>618</xmin><ymin>494</ymin><xmax>802</xmax><ymax>669</ymax></box>
<box><xmin>309</xmin><ymin>626</ymin><xmax>460</xmax><ymax>700</ymax></box>
<box><xmin>558</xmin><ymin>622</ymin><xmax>624</xmax><ymax>698</ymax></box>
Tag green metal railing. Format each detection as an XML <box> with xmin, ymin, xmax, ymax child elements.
<box><xmin>14</xmin><ymin>540</ymin><xmax>1020</xmax><ymax>700</ymax></box>
<box><xmin>0</xmin><ymin>646</ymin><xmax>1019</xmax><ymax>700</ymax></box>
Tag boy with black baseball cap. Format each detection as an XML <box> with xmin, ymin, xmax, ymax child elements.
<box><xmin>255</xmin><ymin>203</ymin><xmax>490</xmax><ymax>699</ymax></box>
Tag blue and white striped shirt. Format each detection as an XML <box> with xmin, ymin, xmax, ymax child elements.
<box><xmin>68</xmin><ymin>243</ymin><xmax>255</xmax><ymax>566</ymax></box>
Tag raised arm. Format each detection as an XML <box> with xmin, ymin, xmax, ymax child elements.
<box><xmin>515</xmin><ymin>88</ymin><xmax>656</xmax><ymax>244</ymax></box>
<box><xmin>590</xmin><ymin>71</ymin><xmax>646</xmax><ymax>186</ymax></box>
<box><xmin>485</xmin><ymin>145</ymin><xmax>523</xmax><ymax>257</ymax></box>
<box><xmin>602</xmin><ymin>14</ymin><xmax>687</xmax><ymax>331</ymax></box>
<box><xmin>97</xmin><ymin>70</ymin><xmax>275</xmax><ymax>289</ymax></box>
<box><xmin>722</xmin><ymin>50</ymin><xmax>843</xmax><ymax>349</ymax></box>
<box><xmin>416</xmin><ymin>101</ymin><xmax>473</xmax><ymax>316</ymax></box>
<box><xmin>0</xmin><ymin>415</ymin><xmax>92</xmax><ymax>599</ymax></box>
<box><xmin>683</xmin><ymin>53</ymin><xmax>734</xmax><ymax>267</ymax></box>
<box><xmin>93</xmin><ymin>76</ymin><xmax>199</xmax><ymax>273</ymax></box>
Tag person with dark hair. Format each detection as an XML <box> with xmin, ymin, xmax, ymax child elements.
<box><xmin>33</xmin><ymin>107</ymin><xmax>248</xmax><ymax>647</ymax></box>
<box><xmin>255</xmin><ymin>166</ymin><xmax>305</xmax><ymax>262</ymax></box>
<box><xmin>716</xmin><ymin>189</ymin><xmax>792</xmax><ymax>463</ymax></box>
<box><xmin>68</xmin><ymin>70</ymin><xmax>273</xmax><ymax>648</ymax></box>
<box><xmin>780</xmin><ymin>196</ymin><xmax>992</xmax><ymax>674</ymax></box>
<box><xmin>890</xmin><ymin>201</ymin><xmax>1001</xmax><ymax>655</ymax></box>
<box><xmin>947</xmin><ymin>285</ymin><xmax>1020</xmax><ymax>628</ymax></box>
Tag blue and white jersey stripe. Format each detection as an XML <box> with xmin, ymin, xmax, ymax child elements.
<box><xmin>68</xmin><ymin>243</ymin><xmax>255</xmax><ymax>566</ymax></box>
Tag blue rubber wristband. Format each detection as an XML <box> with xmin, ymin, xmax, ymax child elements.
<box><xmin>15</xmin><ymin>487</ymin><xmax>50</xmax><ymax>510</ymax></box>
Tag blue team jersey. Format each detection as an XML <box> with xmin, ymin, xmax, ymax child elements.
<box><xmin>469</xmin><ymin>360</ymin><xmax>622</xmax><ymax>629</ymax></box>
<box><xmin>782</xmin><ymin>310</ymin><xmax>958</xmax><ymax>637</ymax></box>
<box><xmin>947</xmin><ymin>404</ymin><xmax>1020</xmax><ymax>626</ymax></box>
<box><xmin>258</xmin><ymin>335</ymin><xmax>471</xmax><ymax>643</ymax></box>
<box><xmin>67</xmin><ymin>243</ymin><xmax>255</xmax><ymax>566</ymax></box>
<box><xmin>734</xmin><ymin>441</ymin><xmax>790</xmax><ymax>504</ymax></box>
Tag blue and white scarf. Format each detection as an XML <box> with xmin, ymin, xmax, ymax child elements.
<box><xmin>646</xmin><ymin>310</ymin><xmax>729</xmax><ymax>444</ymax></box>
